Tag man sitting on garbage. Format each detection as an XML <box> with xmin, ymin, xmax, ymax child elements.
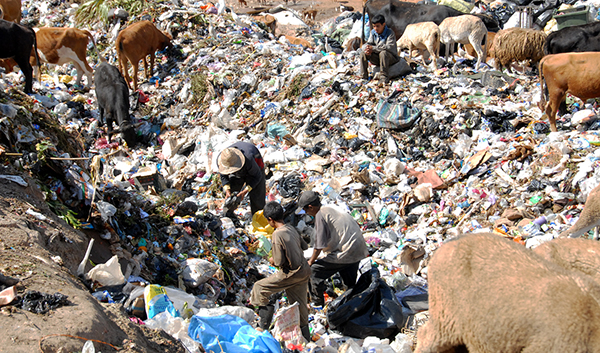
<box><xmin>359</xmin><ymin>14</ymin><xmax>399</xmax><ymax>84</ymax></box>
<box><xmin>217</xmin><ymin>141</ymin><xmax>265</xmax><ymax>216</ymax></box>
<box><xmin>297</xmin><ymin>191</ymin><xmax>369</xmax><ymax>307</ymax></box>
<box><xmin>250</xmin><ymin>201</ymin><xmax>312</xmax><ymax>341</ymax></box>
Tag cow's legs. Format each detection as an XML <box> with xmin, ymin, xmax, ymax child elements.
<box><xmin>119</xmin><ymin>57</ymin><xmax>132</xmax><ymax>90</ymax></box>
<box><xmin>98</xmin><ymin>106</ymin><xmax>105</xmax><ymax>126</ymax></box>
<box><xmin>14</xmin><ymin>56</ymin><xmax>33</xmax><ymax>93</ymax></box>
<box><xmin>142</xmin><ymin>56</ymin><xmax>149</xmax><ymax>80</ymax></box>
<box><xmin>132</xmin><ymin>60</ymin><xmax>139</xmax><ymax>91</ymax></box>
<box><xmin>71</xmin><ymin>61</ymin><xmax>85</xmax><ymax>87</ymax></box>
<box><xmin>546</xmin><ymin>90</ymin><xmax>565</xmax><ymax>132</ymax></box>
<box><xmin>149</xmin><ymin>52</ymin><xmax>155</xmax><ymax>79</ymax></box>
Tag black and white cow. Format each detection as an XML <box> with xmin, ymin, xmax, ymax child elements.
<box><xmin>0</xmin><ymin>19</ymin><xmax>39</xmax><ymax>93</ymax></box>
<box><xmin>94</xmin><ymin>62</ymin><xmax>137</xmax><ymax>147</ymax></box>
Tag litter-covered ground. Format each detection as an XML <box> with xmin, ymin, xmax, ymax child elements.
<box><xmin>3</xmin><ymin>0</ymin><xmax>600</xmax><ymax>351</ymax></box>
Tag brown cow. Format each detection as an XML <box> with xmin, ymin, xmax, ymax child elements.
<box><xmin>116</xmin><ymin>20</ymin><xmax>171</xmax><ymax>91</ymax></box>
<box><xmin>539</xmin><ymin>52</ymin><xmax>600</xmax><ymax>132</ymax></box>
<box><xmin>0</xmin><ymin>0</ymin><xmax>21</xmax><ymax>23</ymax></box>
<box><xmin>32</xmin><ymin>27</ymin><xmax>105</xmax><ymax>87</ymax></box>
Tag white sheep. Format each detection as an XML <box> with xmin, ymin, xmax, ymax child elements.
<box><xmin>396</xmin><ymin>21</ymin><xmax>440</xmax><ymax>70</ymax></box>
<box><xmin>439</xmin><ymin>15</ymin><xmax>487</xmax><ymax>70</ymax></box>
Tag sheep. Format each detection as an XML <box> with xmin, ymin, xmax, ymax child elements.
<box><xmin>533</xmin><ymin>237</ymin><xmax>600</xmax><ymax>284</ymax></box>
<box><xmin>559</xmin><ymin>183</ymin><xmax>600</xmax><ymax>239</ymax></box>
<box><xmin>415</xmin><ymin>233</ymin><xmax>600</xmax><ymax>353</ymax></box>
<box><xmin>396</xmin><ymin>21</ymin><xmax>440</xmax><ymax>70</ymax></box>
<box><xmin>439</xmin><ymin>15</ymin><xmax>487</xmax><ymax>70</ymax></box>
<box><xmin>492</xmin><ymin>27</ymin><xmax>547</xmax><ymax>73</ymax></box>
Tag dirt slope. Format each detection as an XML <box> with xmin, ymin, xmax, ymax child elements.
<box><xmin>0</xmin><ymin>165</ymin><xmax>185</xmax><ymax>353</ymax></box>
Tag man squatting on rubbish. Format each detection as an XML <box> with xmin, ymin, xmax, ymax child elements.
<box><xmin>297</xmin><ymin>191</ymin><xmax>369</xmax><ymax>307</ymax></box>
<box><xmin>250</xmin><ymin>201</ymin><xmax>312</xmax><ymax>341</ymax></box>
<box><xmin>217</xmin><ymin>141</ymin><xmax>266</xmax><ymax>216</ymax></box>
<box><xmin>359</xmin><ymin>14</ymin><xmax>399</xmax><ymax>83</ymax></box>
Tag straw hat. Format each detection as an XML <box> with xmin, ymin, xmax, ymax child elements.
<box><xmin>218</xmin><ymin>148</ymin><xmax>245</xmax><ymax>174</ymax></box>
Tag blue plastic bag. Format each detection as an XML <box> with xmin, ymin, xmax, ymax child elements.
<box><xmin>188</xmin><ymin>314</ymin><xmax>282</xmax><ymax>353</ymax></box>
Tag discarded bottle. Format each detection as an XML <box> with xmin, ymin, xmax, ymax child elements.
<box><xmin>82</xmin><ymin>340</ymin><xmax>95</xmax><ymax>353</ymax></box>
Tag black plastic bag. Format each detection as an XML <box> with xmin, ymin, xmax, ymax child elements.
<box><xmin>327</xmin><ymin>269</ymin><xmax>406</xmax><ymax>339</ymax></box>
<box><xmin>16</xmin><ymin>291</ymin><xmax>70</xmax><ymax>314</ymax></box>
<box><xmin>279</xmin><ymin>173</ymin><xmax>304</xmax><ymax>199</ymax></box>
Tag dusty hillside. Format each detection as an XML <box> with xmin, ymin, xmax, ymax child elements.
<box><xmin>0</xmin><ymin>163</ymin><xmax>185</xmax><ymax>352</ymax></box>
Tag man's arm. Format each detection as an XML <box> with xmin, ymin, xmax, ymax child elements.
<box><xmin>308</xmin><ymin>248</ymin><xmax>321</xmax><ymax>266</ymax></box>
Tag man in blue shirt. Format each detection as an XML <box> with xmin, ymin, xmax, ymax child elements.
<box><xmin>217</xmin><ymin>141</ymin><xmax>266</xmax><ymax>215</ymax></box>
<box><xmin>359</xmin><ymin>14</ymin><xmax>399</xmax><ymax>83</ymax></box>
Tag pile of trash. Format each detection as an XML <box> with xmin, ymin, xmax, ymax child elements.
<box><xmin>3</xmin><ymin>0</ymin><xmax>600</xmax><ymax>351</ymax></box>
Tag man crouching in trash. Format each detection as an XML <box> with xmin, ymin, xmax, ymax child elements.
<box><xmin>250</xmin><ymin>201</ymin><xmax>312</xmax><ymax>341</ymax></box>
<box><xmin>297</xmin><ymin>191</ymin><xmax>369</xmax><ymax>307</ymax></box>
<box><xmin>217</xmin><ymin>141</ymin><xmax>266</xmax><ymax>217</ymax></box>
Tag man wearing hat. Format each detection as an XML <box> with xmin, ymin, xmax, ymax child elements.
<box><xmin>217</xmin><ymin>141</ymin><xmax>265</xmax><ymax>215</ymax></box>
<box><xmin>297</xmin><ymin>191</ymin><xmax>369</xmax><ymax>307</ymax></box>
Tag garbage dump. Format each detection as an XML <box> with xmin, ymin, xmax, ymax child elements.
<box><xmin>3</xmin><ymin>0</ymin><xmax>600</xmax><ymax>351</ymax></box>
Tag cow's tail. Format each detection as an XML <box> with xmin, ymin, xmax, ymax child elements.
<box><xmin>85</xmin><ymin>30</ymin><xmax>107</xmax><ymax>63</ymax></box>
<box><xmin>539</xmin><ymin>58</ymin><xmax>547</xmax><ymax>111</ymax></box>
<box><xmin>31</xmin><ymin>27</ymin><xmax>41</xmax><ymax>81</ymax></box>
<box><xmin>482</xmin><ymin>30</ymin><xmax>488</xmax><ymax>64</ymax></box>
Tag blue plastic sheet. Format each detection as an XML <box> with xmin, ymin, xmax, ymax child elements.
<box><xmin>188</xmin><ymin>314</ymin><xmax>282</xmax><ymax>353</ymax></box>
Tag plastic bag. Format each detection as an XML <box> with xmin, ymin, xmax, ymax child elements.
<box><xmin>182</xmin><ymin>259</ymin><xmax>219</xmax><ymax>288</ymax></box>
<box><xmin>96</xmin><ymin>201</ymin><xmax>117</xmax><ymax>222</ymax></box>
<box><xmin>188</xmin><ymin>314</ymin><xmax>282</xmax><ymax>353</ymax></box>
<box><xmin>271</xmin><ymin>303</ymin><xmax>305</xmax><ymax>346</ymax></box>
<box><xmin>252</xmin><ymin>210</ymin><xmax>275</xmax><ymax>236</ymax></box>
<box><xmin>327</xmin><ymin>269</ymin><xmax>406</xmax><ymax>339</ymax></box>
<box><xmin>278</xmin><ymin>173</ymin><xmax>304</xmax><ymax>198</ymax></box>
<box><xmin>376</xmin><ymin>91</ymin><xmax>421</xmax><ymax>130</ymax></box>
<box><xmin>144</xmin><ymin>284</ymin><xmax>179</xmax><ymax>319</ymax></box>
<box><xmin>145</xmin><ymin>311</ymin><xmax>200</xmax><ymax>353</ymax></box>
<box><xmin>16</xmin><ymin>290</ymin><xmax>70</xmax><ymax>314</ymax></box>
<box><xmin>87</xmin><ymin>255</ymin><xmax>126</xmax><ymax>286</ymax></box>
<box><xmin>195</xmin><ymin>305</ymin><xmax>256</xmax><ymax>324</ymax></box>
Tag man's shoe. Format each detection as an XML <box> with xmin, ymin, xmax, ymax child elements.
<box><xmin>301</xmin><ymin>325</ymin><xmax>311</xmax><ymax>341</ymax></box>
<box><xmin>258</xmin><ymin>305</ymin><xmax>275</xmax><ymax>330</ymax></box>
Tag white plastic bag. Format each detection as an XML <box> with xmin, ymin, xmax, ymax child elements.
<box><xmin>182</xmin><ymin>259</ymin><xmax>219</xmax><ymax>287</ymax></box>
<box><xmin>87</xmin><ymin>255</ymin><xmax>125</xmax><ymax>286</ymax></box>
<box><xmin>195</xmin><ymin>306</ymin><xmax>256</xmax><ymax>324</ymax></box>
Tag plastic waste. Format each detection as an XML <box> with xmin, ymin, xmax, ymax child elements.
<box><xmin>328</xmin><ymin>269</ymin><xmax>406</xmax><ymax>339</ymax></box>
<box><xmin>188</xmin><ymin>314</ymin><xmax>282</xmax><ymax>353</ymax></box>
<box><xmin>182</xmin><ymin>259</ymin><xmax>219</xmax><ymax>288</ymax></box>
<box><xmin>144</xmin><ymin>284</ymin><xmax>179</xmax><ymax>320</ymax></box>
<box><xmin>87</xmin><ymin>255</ymin><xmax>126</xmax><ymax>286</ymax></box>
<box><xmin>82</xmin><ymin>340</ymin><xmax>95</xmax><ymax>353</ymax></box>
<box><xmin>96</xmin><ymin>201</ymin><xmax>117</xmax><ymax>222</ymax></box>
<box><xmin>16</xmin><ymin>290</ymin><xmax>70</xmax><ymax>314</ymax></box>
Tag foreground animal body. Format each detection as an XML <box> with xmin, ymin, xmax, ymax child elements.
<box><xmin>558</xmin><ymin>183</ymin><xmax>600</xmax><ymax>238</ymax></box>
<box><xmin>493</xmin><ymin>27</ymin><xmax>546</xmax><ymax>72</ymax></box>
<box><xmin>415</xmin><ymin>233</ymin><xmax>600</xmax><ymax>353</ymax></box>
<box><xmin>33</xmin><ymin>27</ymin><xmax>105</xmax><ymax>87</ymax></box>
<box><xmin>396</xmin><ymin>21</ymin><xmax>440</xmax><ymax>70</ymax></box>
<box><xmin>116</xmin><ymin>20</ymin><xmax>171</xmax><ymax>91</ymax></box>
<box><xmin>534</xmin><ymin>238</ymin><xmax>600</xmax><ymax>283</ymax></box>
<box><xmin>0</xmin><ymin>19</ymin><xmax>39</xmax><ymax>93</ymax></box>
<box><xmin>0</xmin><ymin>0</ymin><xmax>21</xmax><ymax>22</ymax></box>
<box><xmin>545</xmin><ymin>21</ymin><xmax>600</xmax><ymax>55</ymax></box>
<box><xmin>539</xmin><ymin>52</ymin><xmax>600</xmax><ymax>132</ymax></box>
<box><xmin>439</xmin><ymin>15</ymin><xmax>487</xmax><ymax>69</ymax></box>
<box><xmin>365</xmin><ymin>0</ymin><xmax>499</xmax><ymax>39</ymax></box>
<box><xmin>94</xmin><ymin>63</ymin><xmax>136</xmax><ymax>147</ymax></box>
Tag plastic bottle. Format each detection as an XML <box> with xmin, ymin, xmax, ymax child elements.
<box><xmin>82</xmin><ymin>340</ymin><xmax>95</xmax><ymax>353</ymax></box>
